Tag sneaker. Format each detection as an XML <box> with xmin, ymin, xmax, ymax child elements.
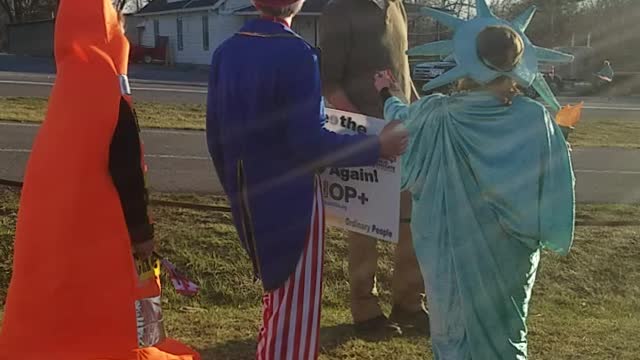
<box><xmin>389</xmin><ymin>306</ymin><xmax>430</xmax><ymax>335</ymax></box>
<box><xmin>354</xmin><ymin>315</ymin><xmax>403</xmax><ymax>339</ymax></box>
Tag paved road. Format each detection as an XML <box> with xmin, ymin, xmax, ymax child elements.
<box><xmin>0</xmin><ymin>122</ymin><xmax>219</xmax><ymax>194</ymax></box>
<box><xmin>1</xmin><ymin>66</ymin><xmax>639</xmax><ymax>203</ymax></box>
<box><xmin>0</xmin><ymin>71</ymin><xmax>208</xmax><ymax>104</ymax></box>
<box><xmin>1</xmin><ymin>122</ymin><xmax>639</xmax><ymax>203</ymax></box>
<box><xmin>0</xmin><ymin>53</ymin><xmax>209</xmax><ymax>84</ymax></box>
<box><xmin>1</xmin><ymin>71</ymin><xmax>639</xmax><ymax>122</ymax></box>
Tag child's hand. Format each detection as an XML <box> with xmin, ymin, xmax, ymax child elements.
<box><xmin>374</xmin><ymin>70</ymin><xmax>397</xmax><ymax>93</ymax></box>
<box><xmin>556</xmin><ymin>102</ymin><xmax>584</xmax><ymax>128</ymax></box>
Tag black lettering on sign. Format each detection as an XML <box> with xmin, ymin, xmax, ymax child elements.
<box><xmin>371</xmin><ymin>224</ymin><xmax>393</xmax><ymax>239</ymax></box>
<box><xmin>328</xmin><ymin>168</ymin><xmax>379</xmax><ymax>183</ymax></box>
<box><xmin>325</xmin><ymin>113</ymin><xmax>367</xmax><ymax>134</ymax></box>
<box><xmin>321</xmin><ymin>180</ymin><xmax>369</xmax><ymax>205</ymax></box>
<box><xmin>357</xmin><ymin>192</ymin><xmax>369</xmax><ymax>205</ymax></box>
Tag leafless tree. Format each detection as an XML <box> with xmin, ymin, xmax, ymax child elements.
<box><xmin>412</xmin><ymin>0</ymin><xmax>476</xmax><ymax>17</ymax></box>
<box><xmin>0</xmin><ymin>0</ymin><xmax>148</xmax><ymax>23</ymax></box>
<box><xmin>0</xmin><ymin>0</ymin><xmax>57</xmax><ymax>23</ymax></box>
<box><xmin>113</xmin><ymin>0</ymin><xmax>126</xmax><ymax>12</ymax></box>
<box><xmin>114</xmin><ymin>0</ymin><xmax>147</xmax><ymax>13</ymax></box>
<box><xmin>486</xmin><ymin>0</ymin><xmax>639</xmax><ymax>70</ymax></box>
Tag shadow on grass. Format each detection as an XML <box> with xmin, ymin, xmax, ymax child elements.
<box><xmin>199</xmin><ymin>338</ymin><xmax>256</xmax><ymax>360</ymax></box>
<box><xmin>320</xmin><ymin>323</ymin><xmax>356</xmax><ymax>350</ymax></box>
<box><xmin>199</xmin><ymin>323</ymin><xmax>365</xmax><ymax>360</ymax></box>
<box><xmin>321</xmin><ymin>322</ymin><xmax>427</xmax><ymax>343</ymax></box>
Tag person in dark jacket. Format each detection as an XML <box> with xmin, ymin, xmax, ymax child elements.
<box><xmin>319</xmin><ymin>0</ymin><xmax>427</xmax><ymax>338</ymax></box>
<box><xmin>206</xmin><ymin>0</ymin><xmax>408</xmax><ymax>358</ymax></box>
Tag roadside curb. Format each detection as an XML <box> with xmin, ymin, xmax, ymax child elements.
<box><xmin>130</xmin><ymin>78</ymin><xmax>208</xmax><ymax>87</ymax></box>
<box><xmin>0</xmin><ymin>71</ymin><xmax>208</xmax><ymax>88</ymax></box>
<box><xmin>0</xmin><ymin>119</ymin><xmax>206</xmax><ymax>133</ymax></box>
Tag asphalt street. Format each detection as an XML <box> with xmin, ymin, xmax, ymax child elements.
<box><xmin>2</xmin><ymin>71</ymin><xmax>640</xmax><ymax>123</ymax></box>
<box><xmin>1</xmin><ymin>65</ymin><xmax>639</xmax><ymax>203</ymax></box>
<box><xmin>1</xmin><ymin>121</ymin><xmax>639</xmax><ymax>203</ymax></box>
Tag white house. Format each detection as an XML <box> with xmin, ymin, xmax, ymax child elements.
<box><xmin>134</xmin><ymin>0</ymin><xmax>327</xmax><ymax>65</ymax></box>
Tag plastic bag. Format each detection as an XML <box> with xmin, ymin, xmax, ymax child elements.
<box><xmin>135</xmin><ymin>259</ymin><xmax>166</xmax><ymax>348</ymax></box>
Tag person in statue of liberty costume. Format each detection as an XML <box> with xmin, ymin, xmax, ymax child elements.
<box><xmin>372</xmin><ymin>1</ymin><xmax>579</xmax><ymax>358</ymax></box>
<box><xmin>596</xmin><ymin>60</ymin><xmax>615</xmax><ymax>83</ymax></box>
<box><xmin>594</xmin><ymin>60</ymin><xmax>615</xmax><ymax>98</ymax></box>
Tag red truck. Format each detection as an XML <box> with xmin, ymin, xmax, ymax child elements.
<box><xmin>129</xmin><ymin>36</ymin><xmax>168</xmax><ymax>64</ymax></box>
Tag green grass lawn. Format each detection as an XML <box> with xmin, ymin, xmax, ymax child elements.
<box><xmin>1</xmin><ymin>96</ymin><xmax>640</xmax><ymax>148</ymax></box>
<box><xmin>571</xmin><ymin>118</ymin><xmax>640</xmax><ymax>148</ymax></box>
<box><xmin>0</xmin><ymin>96</ymin><xmax>206</xmax><ymax>129</ymax></box>
<box><xmin>1</xmin><ymin>187</ymin><xmax>639</xmax><ymax>359</ymax></box>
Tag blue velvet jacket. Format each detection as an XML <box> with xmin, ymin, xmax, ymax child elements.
<box><xmin>206</xmin><ymin>19</ymin><xmax>380</xmax><ymax>291</ymax></box>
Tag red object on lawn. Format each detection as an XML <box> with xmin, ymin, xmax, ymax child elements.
<box><xmin>159</xmin><ymin>258</ymin><xmax>200</xmax><ymax>297</ymax></box>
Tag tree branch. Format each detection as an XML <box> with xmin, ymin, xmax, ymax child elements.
<box><xmin>0</xmin><ymin>0</ymin><xmax>15</xmax><ymax>23</ymax></box>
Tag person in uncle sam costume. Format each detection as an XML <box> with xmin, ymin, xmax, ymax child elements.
<box><xmin>0</xmin><ymin>1</ymin><xmax>200</xmax><ymax>359</ymax></box>
<box><xmin>373</xmin><ymin>0</ymin><xmax>580</xmax><ymax>358</ymax></box>
<box><xmin>205</xmin><ymin>0</ymin><xmax>409</xmax><ymax>358</ymax></box>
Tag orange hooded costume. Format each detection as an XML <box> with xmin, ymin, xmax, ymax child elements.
<box><xmin>0</xmin><ymin>1</ymin><xmax>200</xmax><ymax>359</ymax></box>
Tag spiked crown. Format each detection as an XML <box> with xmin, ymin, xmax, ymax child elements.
<box><xmin>410</xmin><ymin>0</ymin><xmax>574</xmax><ymax>111</ymax></box>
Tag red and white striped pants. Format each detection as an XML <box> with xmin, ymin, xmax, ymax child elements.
<box><xmin>256</xmin><ymin>181</ymin><xmax>325</xmax><ymax>360</ymax></box>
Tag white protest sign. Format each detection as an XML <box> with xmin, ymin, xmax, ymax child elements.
<box><xmin>319</xmin><ymin>109</ymin><xmax>401</xmax><ymax>243</ymax></box>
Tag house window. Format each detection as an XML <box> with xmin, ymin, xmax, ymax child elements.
<box><xmin>202</xmin><ymin>15</ymin><xmax>209</xmax><ymax>51</ymax></box>
<box><xmin>177</xmin><ymin>18</ymin><xmax>184</xmax><ymax>51</ymax></box>
<box><xmin>153</xmin><ymin>19</ymin><xmax>160</xmax><ymax>46</ymax></box>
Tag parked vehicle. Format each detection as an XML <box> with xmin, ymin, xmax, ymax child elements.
<box><xmin>411</xmin><ymin>60</ymin><xmax>560</xmax><ymax>98</ymax></box>
<box><xmin>130</xmin><ymin>36</ymin><xmax>168</xmax><ymax>64</ymax></box>
<box><xmin>411</xmin><ymin>60</ymin><xmax>457</xmax><ymax>95</ymax></box>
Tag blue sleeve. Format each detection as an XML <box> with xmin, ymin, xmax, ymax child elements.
<box><xmin>383</xmin><ymin>95</ymin><xmax>443</xmax><ymax>192</ymax></box>
<box><xmin>383</xmin><ymin>94</ymin><xmax>443</xmax><ymax>125</ymax></box>
<box><xmin>383</xmin><ymin>96</ymin><xmax>411</xmax><ymax>123</ymax></box>
<box><xmin>539</xmin><ymin>108</ymin><xmax>575</xmax><ymax>255</ymax></box>
<box><xmin>283</xmin><ymin>46</ymin><xmax>380</xmax><ymax>168</ymax></box>
<box><xmin>206</xmin><ymin>53</ymin><xmax>227</xmax><ymax>192</ymax></box>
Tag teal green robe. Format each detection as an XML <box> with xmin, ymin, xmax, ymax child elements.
<box><xmin>384</xmin><ymin>92</ymin><xmax>575</xmax><ymax>359</ymax></box>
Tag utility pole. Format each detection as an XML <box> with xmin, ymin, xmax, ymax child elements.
<box><xmin>571</xmin><ymin>32</ymin><xmax>575</xmax><ymax>47</ymax></box>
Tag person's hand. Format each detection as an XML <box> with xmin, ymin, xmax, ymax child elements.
<box><xmin>374</xmin><ymin>70</ymin><xmax>398</xmax><ymax>93</ymax></box>
<box><xmin>378</xmin><ymin>120</ymin><xmax>409</xmax><ymax>160</ymax></box>
<box><xmin>133</xmin><ymin>239</ymin><xmax>155</xmax><ymax>260</ymax></box>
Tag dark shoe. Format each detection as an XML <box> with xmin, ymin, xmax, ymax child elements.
<box><xmin>389</xmin><ymin>306</ymin><xmax>430</xmax><ymax>335</ymax></box>
<box><xmin>354</xmin><ymin>315</ymin><xmax>403</xmax><ymax>339</ymax></box>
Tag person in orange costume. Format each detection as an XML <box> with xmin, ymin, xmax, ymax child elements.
<box><xmin>0</xmin><ymin>1</ymin><xmax>200</xmax><ymax>359</ymax></box>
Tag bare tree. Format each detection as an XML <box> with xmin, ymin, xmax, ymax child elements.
<box><xmin>113</xmin><ymin>0</ymin><xmax>126</xmax><ymax>12</ymax></box>
<box><xmin>0</xmin><ymin>0</ymin><xmax>57</xmax><ymax>23</ymax></box>
<box><xmin>486</xmin><ymin>0</ymin><xmax>639</xmax><ymax>70</ymax></box>
<box><xmin>408</xmin><ymin>0</ymin><xmax>475</xmax><ymax>46</ymax></box>
<box><xmin>0</xmin><ymin>0</ymin><xmax>147</xmax><ymax>23</ymax></box>
<box><xmin>414</xmin><ymin>0</ymin><xmax>476</xmax><ymax>17</ymax></box>
<box><xmin>113</xmin><ymin>0</ymin><xmax>147</xmax><ymax>13</ymax></box>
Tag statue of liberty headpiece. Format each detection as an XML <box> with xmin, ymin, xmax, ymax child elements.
<box><xmin>409</xmin><ymin>0</ymin><xmax>574</xmax><ymax>111</ymax></box>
